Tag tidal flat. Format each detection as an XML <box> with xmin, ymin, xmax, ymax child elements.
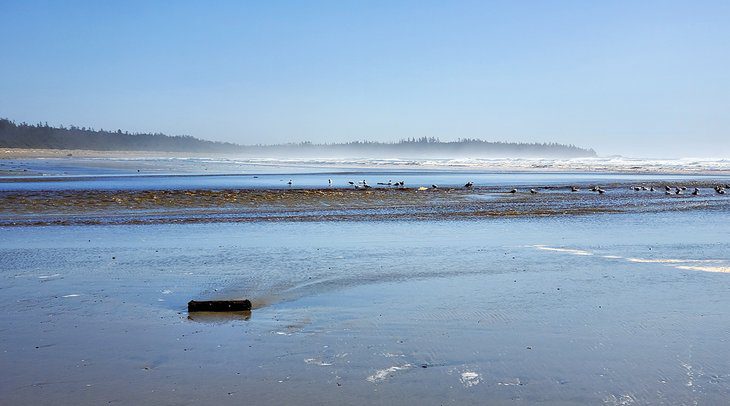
<box><xmin>1</xmin><ymin>159</ymin><xmax>729</xmax><ymax>405</ymax></box>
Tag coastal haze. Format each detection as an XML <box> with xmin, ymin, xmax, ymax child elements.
<box><xmin>2</xmin><ymin>1</ymin><xmax>730</xmax><ymax>406</ymax></box>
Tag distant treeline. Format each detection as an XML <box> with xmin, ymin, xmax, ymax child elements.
<box><xmin>0</xmin><ymin>119</ymin><xmax>596</xmax><ymax>157</ymax></box>
<box><xmin>0</xmin><ymin>119</ymin><xmax>238</xmax><ymax>152</ymax></box>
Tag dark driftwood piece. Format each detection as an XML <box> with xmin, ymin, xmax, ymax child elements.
<box><xmin>188</xmin><ymin>300</ymin><xmax>252</xmax><ymax>312</ymax></box>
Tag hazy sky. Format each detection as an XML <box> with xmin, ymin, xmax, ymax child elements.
<box><xmin>1</xmin><ymin>1</ymin><xmax>728</xmax><ymax>157</ymax></box>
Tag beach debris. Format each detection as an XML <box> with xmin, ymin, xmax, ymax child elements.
<box><xmin>304</xmin><ymin>358</ymin><xmax>333</xmax><ymax>366</ymax></box>
<box><xmin>460</xmin><ymin>371</ymin><xmax>481</xmax><ymax>388</ymax></box>
<box><xmin>367</xmin><ymin>364</ymin><xmax>412</xmax><ymax>382</ymax></box>
<box><xmin>417</xmin><ymin>186</ymin><xmax>429</xmax><ymax>191</ymax></box>
<box><xmin>188</xmin><ymin>299</ymin><xmax>252</xmax><ymax>312</ymax></box>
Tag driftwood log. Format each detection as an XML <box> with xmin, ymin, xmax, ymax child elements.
<box><xmin>188</xmin><ymin>300</ymin><xmax>252</xmax><ymax>312</ymax></box>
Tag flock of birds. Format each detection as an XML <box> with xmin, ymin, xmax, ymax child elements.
<box><xmin>628</xmin><ymin>184</ymin><xmax>728</xmax><ymax>195</ymax></box>
<box><xmin>282</xmin><ymin>178</ymin><xmax>729</xmax><ymax>196</ymax></box>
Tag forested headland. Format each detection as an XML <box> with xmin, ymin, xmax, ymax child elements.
<box><xmin>0</xmin><ymin>118</ymin><xmax>597</xmax><ymax>158</ymax></box>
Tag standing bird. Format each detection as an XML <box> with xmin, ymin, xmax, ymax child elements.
<box><xmin>530</xmin><ymin>189</ymin><xmax>537</xmax><ymax>194</ymax></box>
<box><xmin>692</xmin><ymin>188</ymin><xmax>700</xmax><ymax>195</ymax></box>
<box><xmin>287</xmin><ymin>179</ymin><xmax>293</xmax><ymax>186</ymax></box>
<box><xmin>431</xmin><ymin>184</ymin><xmax>439</xmax><ymax>189</ymax></box>
<box><xmin>464</xmin><ymin>181</ymin><xmax>474</xmax><ymax>189</ymax></box>
<box><xmin>509</xmin><ymin>189</ymin><xmax>517</xmax><ymax>194</ymax></box>
<box><xmin>571</xmin><ymin>186</ymin><xmax>580</xmax><ymax>192</ymax></box>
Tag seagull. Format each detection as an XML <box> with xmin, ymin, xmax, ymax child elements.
<box><xmin>464</xmin><ymin>182</ymin><xmax>474</xmax><ymax>189</ymax></box>
<box><xmin>571</xmin><ymin>186</ymin><xmax>580</xmax><ymax>192</ymax></box>
<box><xmin>597</xmin><ymin>188</ymin><xmax>605</xmax><ymax>194</ymax></box>
<box><xmin>530</xmin><ymin>189</ymin><xmax>537</xmax><ymax>194</ymax></box>
<box><xmin>509</xmin><ymin>189</ymin><xmax>517</xmax><ymax>193</ymax></box>
<box><xmin>287</xmin><ymin>179</ymin><xmax>293</xmax><ymax>186</ymax></box>
<box><xmin>431</xmin><ymin>184</ymin><xmax>439</xmax><ymax>189</ymax></box>
<box><xmin>649</xmin><ymin>186</ymin><xmax>655</xmax><ymax>191</ymax></box>
<box><xmin>692</xmin><ymin>188</ymin><xmax>700</xmax><ymax>196</ymax></box>
<box><xmin>328</xmin><ymin>179</ymin><xmax>332</xmax><ymax>185</ymax></box>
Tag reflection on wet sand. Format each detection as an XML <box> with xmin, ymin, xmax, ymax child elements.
<box><xmin>187</xmin><ymin>311</ymin><xmax>252</xmax><ymax>323</ymax></box>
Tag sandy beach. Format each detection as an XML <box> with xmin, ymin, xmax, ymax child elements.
<box><xmin>5</xmin><ymin>1</ymin><xmax>730</xmax><ymax>403</ymax></box>
<box><xmin>1</xmin><ymin>158</ymin><xmax>730</xmax><ymax>405</ymax></box>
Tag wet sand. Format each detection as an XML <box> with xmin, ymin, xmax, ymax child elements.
<box><xmin>1</xmin><ymin>182</ymin><xmax>728</xmax><ymax>226</ymax></box>
<box><xmin>1</xmin><ymin>214</ymin><xmax>730</xmax><ymax>405</ymax></box>
<box><xmin>1</xmin><ymin>161</ymin><xmax>730</xmax><ymax>404</ymax></box>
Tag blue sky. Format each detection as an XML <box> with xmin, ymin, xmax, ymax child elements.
<box><xmin>1</xmin><ymin>0</ymin><xmax>728</xmax><ymax>157</ymax></box>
